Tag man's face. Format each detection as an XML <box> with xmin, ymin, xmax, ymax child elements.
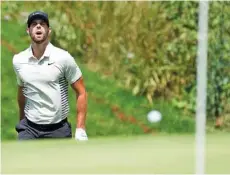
<box><xmin>27</xmin><ymin>19</ymin><xmax>51</xmax><ymax>44</ymax></box>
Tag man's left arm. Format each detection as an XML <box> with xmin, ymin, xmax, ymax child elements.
<box><xmin>64</xmin><ymin>52</ymin><xmax>88</xmax><ymax>141</ymax></box>
<box><xmin>71</xmin><ymin>77</ymin><xmax>88</xmax><ymax>130</ymax></box>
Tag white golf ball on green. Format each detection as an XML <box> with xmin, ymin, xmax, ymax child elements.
<box><xmin>147</xmin><ymin>110</ymin><xmax>162</xmax><ymax>123</ymax></box>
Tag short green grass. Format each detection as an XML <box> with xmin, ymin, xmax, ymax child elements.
<box><xmin>1</xmin><ymin>134</ymin><xmax>230</xmax><ymax>174</ymax></box>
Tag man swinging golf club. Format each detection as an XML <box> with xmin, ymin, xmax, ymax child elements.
<box><xmin>13</xmin><ymin>11</ymin><xmax>88</xmax><ymax>141</ymax></box>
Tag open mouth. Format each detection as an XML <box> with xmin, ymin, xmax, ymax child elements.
<box><xmin>36</xmin><ymin>31</ymin><xmax>42</xmax><ymax>35</ymax></box>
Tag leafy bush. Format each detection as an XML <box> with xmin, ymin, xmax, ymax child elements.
<box><xmin>2</xmin><ymin>1</ymin><xmax>229</xmax><ymax>121</ymax></box>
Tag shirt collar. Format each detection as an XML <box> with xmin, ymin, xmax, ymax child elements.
<box><xmin>27</xmin><ymin>42</ymin><xmax>52</xmax><ymax>59</ymax></box>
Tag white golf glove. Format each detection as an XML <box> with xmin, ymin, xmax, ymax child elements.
<box><xmin>75</xmin><ymin>128</ymin><xmax>88</xmax><ymax>141</ymax></box>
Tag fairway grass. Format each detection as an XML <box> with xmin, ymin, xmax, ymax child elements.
<box><xmin>1</xmin><ymin>134</ymin><xmax>230</xmax><ymax>174</ymax></box>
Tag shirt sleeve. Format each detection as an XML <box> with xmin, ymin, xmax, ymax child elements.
<box><xmin>64</xmin><ymin>52</ymin><xmax>82</xmax><ymax>84</ymax></box>
<box><xmin>12</xmin><ymin>55</ymin><xmax>24</xmax><ymax>86</ymax></box>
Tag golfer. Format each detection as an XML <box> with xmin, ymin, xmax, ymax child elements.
<box><xmin>12</xmin><ymin>11</ymin><xmax>88</xmax><ymax>141</ymax></box>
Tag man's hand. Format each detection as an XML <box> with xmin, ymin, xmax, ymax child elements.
<box><xmin>75</xmin><ymin>128</ymin><xmax>88</xmax><ymax>141</ymax></box>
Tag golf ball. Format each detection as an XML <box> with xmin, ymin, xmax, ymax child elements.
<box><xmin>147</xmin><ymin>110</ymin><xmax>162</xmax><ymax>123</ymax></box>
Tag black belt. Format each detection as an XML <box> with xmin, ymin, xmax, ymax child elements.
<box><xmin>26</xmin><ymin>118</ymin><xmax>68</xmax><ymax>131</ymax></box>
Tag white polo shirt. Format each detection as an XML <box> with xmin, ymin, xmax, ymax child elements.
<box><xmin>13</xmin><ymin>43</ymin><xmax>82</xmax><ymax>124</ymax></box>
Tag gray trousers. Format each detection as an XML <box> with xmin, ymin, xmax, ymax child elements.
<box><xmin>15</xmin><ymin>118</ymin><xmax>72</xmax><ymax>140</ymax></box>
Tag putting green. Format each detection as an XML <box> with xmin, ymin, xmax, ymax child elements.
<box><xmin>1</xmin><ymin>133</ymin><xmax>230</xmax><ymax>174</ymax></box>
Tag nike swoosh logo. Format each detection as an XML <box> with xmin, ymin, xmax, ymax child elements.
<box><xmin>48</xmin><ymin>62</ymin><xmax>54</xmax><ymax>65</ymax></box>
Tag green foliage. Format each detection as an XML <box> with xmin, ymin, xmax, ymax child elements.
<box><xmin>207</xmin><ymin>2</ymin><xmax>230</xmax><ymax>119</ymax></box>
<box><xmin>160</xmin><ymin>1</ymin><xmax>198</xmax><ymax>115</ymax></box>
<box><xmin>171</xmin><ymin>2</ymin><xmax>230</xmax><ymax>120</ymax></box>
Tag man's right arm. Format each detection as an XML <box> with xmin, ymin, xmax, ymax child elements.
<box><xmin>18</xmin><ymin>86</ymin><xmax>25</xmax><ymax>121</ymax></box>
<box><xmin>13</xmin><ymin>55</ymin><xmax>25</xmax><ymax>121</ymax></box>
